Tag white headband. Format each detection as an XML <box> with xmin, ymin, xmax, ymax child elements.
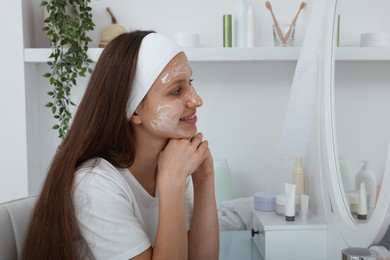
<box><xmin>127</xmin><ymin>33</ymin><xmax>183</xmax><ymax>118</ymax></box>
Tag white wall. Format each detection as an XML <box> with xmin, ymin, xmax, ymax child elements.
<box><xmin>0</xmin><ymin>0</ymin><xmax>29</xmax><ymax>202</ymax></box>
<box><xmin>23</xmin><ymin>0</ymin><xmax>309</xmax><ymax>198</ymax></box>
<box><xmin>2</xmin><ymin>0</ymin><xmax>390</xmax><ymax>204</ymax></box>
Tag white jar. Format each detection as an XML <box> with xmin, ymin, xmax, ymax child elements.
<box><xmin>275</xmin><ymin>194</ymin><xmax>299</xmax><ymax>217</ymax></box>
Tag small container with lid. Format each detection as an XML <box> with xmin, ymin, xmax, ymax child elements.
<box><xmin>347</xmin><ymin>191</ymin><xmax>359</xmax><ymax>214</ymax></box>
<box><xmin>275</xmin><ymin>194</ymin><xmax>299</xmax><ymax>217</ymax></box>
<box><xmin>254</xmin><ymin>192</ymin><xmax>276</xmax><ymax>211</ymax></box>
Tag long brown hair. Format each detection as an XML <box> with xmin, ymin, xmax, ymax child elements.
<box><xmin>22</xmin><ymin>30</ymin><xmax>154</xmax><ymax>260</ymax></box>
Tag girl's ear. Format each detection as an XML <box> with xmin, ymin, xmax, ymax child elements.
<box><xmin>130</xmin><ymin>110</ymin><xmax>142</xmax><ymax>125</ymax></box>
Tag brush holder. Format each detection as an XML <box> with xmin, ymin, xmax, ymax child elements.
<box><xmin>273</xmin><ymin>24</ymin><xmax>295</xmax><ymax>47</ymax></box>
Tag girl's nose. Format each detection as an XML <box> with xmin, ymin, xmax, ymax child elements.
<box><xmin>186</xmin><ymin>89</ymin><xmax>203</xmax><ymax>108</ymax></box>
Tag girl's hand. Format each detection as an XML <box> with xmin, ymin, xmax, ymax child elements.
<box><xmin>192</xmin><ymin>142</ymin><xmax>214</xmax><ymax>180</ymax></box>
<box><xmin>158</xmin><ymin>133</ymin><xmax>208</xmax><ymax>182</ymax></box>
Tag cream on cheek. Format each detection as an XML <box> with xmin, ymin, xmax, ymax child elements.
<box><xmin>150</xmin><ymin>100</ymin><xmax>182</xmax><ymax>132</ymax></box>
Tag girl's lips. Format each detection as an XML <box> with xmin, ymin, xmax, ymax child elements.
<box><xmin>180</xmin><ymin>114</ymin><xmax>197</xmax><ymax>124</ymax></box>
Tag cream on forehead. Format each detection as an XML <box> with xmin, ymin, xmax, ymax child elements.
<box><xmin>127</xmin><ymin>33</ymin><xmax>183</xmax><ymax>118</ymax></box>
<box><xmin>161</xmin><ymin>62</ymin><xmax>192</xmax><ymax>84</ymax></box>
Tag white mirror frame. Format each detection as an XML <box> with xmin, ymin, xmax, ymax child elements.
<box><xmin>320</xmin><ymin>0</ymin><xmax>390</xmax><ymax>247</ymax></box>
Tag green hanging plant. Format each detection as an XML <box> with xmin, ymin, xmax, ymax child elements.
<box><xmin>41</xmin><ymin>0</ymin><xmax>95</xmax><ymax>138</ymax></box>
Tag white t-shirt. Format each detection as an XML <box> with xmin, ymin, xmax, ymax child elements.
<box><xmin>73</xmin><ymin>158</ymin><xmax>194</xmax><ymax>260</ymax></box>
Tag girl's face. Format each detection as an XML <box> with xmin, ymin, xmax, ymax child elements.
<box><xmin>133</xmin><ymin>52</ymin><xmax>203</xmax><ymax>139</ymax></box>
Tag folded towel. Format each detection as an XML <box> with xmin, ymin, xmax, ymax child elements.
<box><xmin>369</xmin><ymin>245</ymin><xmax>389</xmax><ymax>260</ymax></box>
<box><xmin>218</xmin><ymin>196</ymin><xmax>252</xmax><ymax>231</ymax></box>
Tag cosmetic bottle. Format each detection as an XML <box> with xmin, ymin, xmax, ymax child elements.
<box><xmin>292</xmin><ymin>157</ymin><xmax>305</xmax><ymax>197</ymax></box>
<box><xmin>300</xmin><ymin>194</ymin><xmax>309</xmax><ymax>220</ymax></box>
<box><xmin>246</xmin><ymin>4</ymin><xmax>254</xmax><ymax>47</ymax></box>
<box><xmin>357</xmin><ymin>181</ymin><xmax>368</xmax><ymax>220</ymax></box>
<box><xmin>284</xmin><ymin>183</ymin><xmax>296</xmax><ymax>221</ymax></box>
<box><xmin>355</xmin><ymin>160</ymin><xmax>377</xmax><ymax>209</ymax></box>
<box><xmin>223</xmin><ymin>14</ymin><xmax>232</xmax><ymax>47</ymax></box>
<box><xmin>234</xmin><ymin>0</ymin><xmax>248</xmax><ymax>47</ymax></box>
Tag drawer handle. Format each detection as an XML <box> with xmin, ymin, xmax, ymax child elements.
<box><xmin>251</xmin><ymin>228</ymin><xmax>260</xmax><ymax>237</ymax></box>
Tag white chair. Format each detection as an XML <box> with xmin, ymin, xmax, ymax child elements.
<box><xmin>0</xmin><ymin>196</ymin><xmax>37</xmax><ymax>260</ymax></box>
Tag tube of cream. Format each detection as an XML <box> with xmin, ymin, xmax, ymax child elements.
<box><xmin>285</xmin><ymin>183</ymin><xmax>296</xmax><ymax>221</ymax></box>
<box><xmin>357</xmin><ymin>181</ymin><xmax>368</xmax><ymax>220</ymax></box>
<box><xmin>300</xmin><ymin>194</ymin><xmax>309</xmax><ymax>220</ymax></box>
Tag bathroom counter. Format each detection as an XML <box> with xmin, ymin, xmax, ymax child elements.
<box><xmin>219</xmin><ymin>231</ymin><xmax>262</xmax><ymax>260</ymax></box>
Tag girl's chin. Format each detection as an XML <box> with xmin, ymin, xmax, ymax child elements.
<box><xmin>171</xmin><ymin>128</ymin><xmax>197</xmax><ymax>139</ymax></box>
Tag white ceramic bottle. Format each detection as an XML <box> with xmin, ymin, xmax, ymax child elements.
<box><xmin>234</xmin><ymin>0</ymin><xmax>248</xmax><ymax>47</ymax></box>
<box><xmin>355</xmin><ymin>161</ymin><xmax>377</xmax><ymax>209</ymax></box>
<box><xmin>246</xmin><ymin>4</ymin><xmax>255</xmax><ymax>47</ymax></box>
<box><xmin>292</xmin><ymin>157</ymin><xmax>305</xmax><ymax>197</ymax></box>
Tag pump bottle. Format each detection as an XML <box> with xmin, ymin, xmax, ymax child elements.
<box><xmin>292</xmin><ymin>157</ymin><xmax>305</xmax><ymax>196</ymax></box>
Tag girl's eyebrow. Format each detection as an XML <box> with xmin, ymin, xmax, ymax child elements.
<box><xmin>165</xmin><ymin>78</ymin><xmax>186</xmax><ymax>89</ymax></box>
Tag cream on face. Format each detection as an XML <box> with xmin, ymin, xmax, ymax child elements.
<box><xmin>161</xmin><ymin>62</ymin><xmax>191</xmax><ymax>84</ymax></box>
<box><xmin>150</xmin><ymin>104</ymin><xmax>180</xmax><ymax>132</ymax></box>
<box><xmin>148</xmin><ymin>61</ymin><xmax>201</xmax><ymax>136</ymax></box>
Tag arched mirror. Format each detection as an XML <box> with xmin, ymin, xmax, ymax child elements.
<box><xmin>321</xmin><ymin>0</ymin><xmax>390</xmax><ymax>247</ymax></box>
<box><xmin>335</xmin><ymin>0</ymin><xmax>390</xmax><ymax>223</ymax></box>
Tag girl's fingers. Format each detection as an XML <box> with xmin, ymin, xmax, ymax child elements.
<box><xmin>190</xmin><ymin>132</ymin><xmax>203</xmax><ymax>148</ymax></box>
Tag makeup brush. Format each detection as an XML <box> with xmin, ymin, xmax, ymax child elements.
<box><xmin>283</xmin><ymin>2</ymin><xmax>307</xmax><ymax>44</ymax></box>
<box><xmin>265</xmin><ymin>1</ymin><xmax>284</xmax><ymax>43</ymax></box>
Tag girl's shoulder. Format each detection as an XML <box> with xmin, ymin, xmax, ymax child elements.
<box><xmin>74</xmin><ymin>157</ymin><xmax>131</xmax><ymax>199</ymax></box>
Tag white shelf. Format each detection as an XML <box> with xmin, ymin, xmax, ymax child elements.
<box><xmin>24</xmin><ymin>48</ymin><xmax>103</xmax><ymax>63</ymax></box>
<box><xmin>185</xmin><ymin>47</ymin><xmax>301</xmax><ymax>61</ymax></box>
<box><xmin>24</xmin><ymin>47</ymin><xmax>301</xmax><ymax>63</ymax></box>
<box><xmin>24</xmin><ymin>47</ymin><xmax>390</xmax><ymax>63</ymax></box>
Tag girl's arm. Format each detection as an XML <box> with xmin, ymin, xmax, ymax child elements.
<box><xmin>188</xmin><ymin>148</ymin><xmax>219</xmax><ymax>260</ymax></box>
<box><xmin>134</xmin><ymin>134</ymin><xmax>209</xmax><ymax>260</ymax></box>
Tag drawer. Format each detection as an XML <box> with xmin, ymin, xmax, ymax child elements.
<box><xmin>250</xmin><ymin>209</ymin><xmax>327</xmax><ymax>260</ymax></box>
<box><xmin>250</xmin><ymin>211</ymin><xmax>265</xmax><ymax>259</ymax></box>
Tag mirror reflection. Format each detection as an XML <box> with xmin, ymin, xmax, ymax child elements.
<box><xmin>334</xmin><ymin>1</ymin><xmax>390</xmax><ymax>222</ymax></box>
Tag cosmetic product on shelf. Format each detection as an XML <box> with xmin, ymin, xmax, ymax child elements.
<box><xmin>223</xmin><ymin>14</ymin><xmax>232</xmax><ymax>47</ymax></box>
<box><xmin>234</xmin><ymin>0</ymin><xmax>248</xmax><ymax>47</ymax></box>
<box><xmin>246</xmin><ymin>4</ymin><xmax>255</xmax><ymax>47</ymax></box>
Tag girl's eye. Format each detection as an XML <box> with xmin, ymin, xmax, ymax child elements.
<box><xmin>189</xmin><ymin>78</ymin><xmax>194</xmax><ymax>85</ymax></box>
<box><xmin>172</xmin><ymin>87</ymin><xmax>182</xmax><ymax>95</ymax></box>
